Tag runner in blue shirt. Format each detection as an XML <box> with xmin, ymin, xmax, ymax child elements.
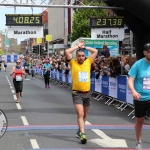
<box><xmin>128</xmin><ymin>43</ymin><xmax>150</xmax><ymax>150</ymax></box>
<box><xmin>42</xmin><ymin>59</ymin><xmax>51</xmax><ymax>88</ymax></box>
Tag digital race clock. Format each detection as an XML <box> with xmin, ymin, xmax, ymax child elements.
<box><xmin>88</xmin><ymin>17</ymin><xmax>124</xmax><ymax>28</ymax></box>
<box><xmin>5</xmin><ymin>14</ymin><xmax>42</xmax><ymax>26</ymax></box>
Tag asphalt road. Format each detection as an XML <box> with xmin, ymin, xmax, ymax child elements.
<box><xmin>0</xmin><ymin>63</ymin><xmax>149</xmax><ymax>150</ymax></box>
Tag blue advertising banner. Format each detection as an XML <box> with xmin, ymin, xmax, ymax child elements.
<box><xmin>101</xmin><ymin>76</ymin><xmax>109</xmax><ymax>95</ymax></box>
<box><xmin>54</xmin><ymin>70</ymin><xmax>57</xmax><ymax>79</ymax></box>
<box><xmin>7</xmin><ymin>55</ymin><xmax>11</xmax><ymax>62</ymax></box>
<box><xmin>117</xmin><ymin>76</ymin><xmax>127</xmax><ymax>102</ymax></box>
<box><xmin>59</xmin><ymin>72</ymin><xmax>62</xmax><ymax>81</ymax></box>
<box><xmin>91</xmin><ymin>72</ymin><xmax>95</xmax><ymax>91</ymax></box>
<box><xmin>14</xmin><ymin>55</ymin><xmax>18</xmax><ymax>62</ymax></box>
<box><xmin>51</xmin><ymin>70</ymin><xmax>55</xmax><ymax>79</ymax></box>
<box><xmin>65</xmin><ymin>75</ymin><xmax>69</xmax><ymax>83</ymax></box>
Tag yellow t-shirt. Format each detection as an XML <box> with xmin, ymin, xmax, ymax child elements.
<box><xmin>68</xmin><ymin>57</ymin><xmax>93</xmax><ymax>92</ymax></box>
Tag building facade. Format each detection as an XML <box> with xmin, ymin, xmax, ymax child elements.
<box><xmin>0</xmin><ymin>30</ymin><xmax>17</xmax><ymax>54</ymax></box>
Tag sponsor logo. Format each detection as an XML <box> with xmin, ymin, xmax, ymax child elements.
<box><xmin>14</xmin><ymin>30</ymin><xmax>36</xmax><ymax>34</ymax></box>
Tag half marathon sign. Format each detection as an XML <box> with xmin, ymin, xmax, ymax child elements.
<box><xmin>91</xmin><ymin>28</ymin><xmax>124</xmax><ymax>41</ymax></box>
<box><xmin>8</xmin><ymin>26</ymin><xmax>43</xmax><ymax>38</ymax></box>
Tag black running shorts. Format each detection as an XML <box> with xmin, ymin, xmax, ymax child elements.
<box><xmin>25</xmin><ymin>69</ymin><xmax>29</xmax><ymax>74</ymax></box>
<box><xmin>72</xmin><ymin>90</ymin><xmax>91</xmax><ymax>106</ymax></box>
<box><xmin>134</xmin><ymin>100</ymin><xmax>150</xmax><ymax>118</ymax></box>
<box><xmin>13</xmin><ymin>78</ymin><xmax>23</xmax><ymax>93</ymax></box>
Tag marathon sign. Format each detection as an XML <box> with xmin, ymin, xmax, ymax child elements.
<box><xmin>91</xmin><ymin>28</ymin><xmax>124</xmax><ymax>41</ymax></box>
<box><xmin>8</xmin><ymin>26</ymin><xmax>43</xmax><ymax>38</ymax></box>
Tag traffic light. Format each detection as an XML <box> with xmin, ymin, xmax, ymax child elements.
<box><xmin>32</xmin><ymin>46</ymin><xmax>37</xmax><ymax>53</ymax></box>
<box><xmin>45</xmin><ymin>43</ymin><xmax>48</xmax><ymax>52</ymax></box>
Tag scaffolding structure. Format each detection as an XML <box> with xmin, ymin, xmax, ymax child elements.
<box><xmin>0</xmin><ymin>0</ymin><xmax>123</xmax><ymax>9</ymax></box>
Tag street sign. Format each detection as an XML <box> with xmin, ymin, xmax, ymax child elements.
<box><xmin>46</xmin><ymin>34</ymin><xmax>52</xmax><ymax>42</ymax></box>
<box><xmin>36</xmin><ymin>38</ymin><xmax>42</xmax><ymax>44</ymax></box>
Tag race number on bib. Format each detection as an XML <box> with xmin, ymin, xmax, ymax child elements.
<box><xmin>143</xmin><ymin>77</ymin><xmax>150</xmax><ymax>90</ymax></box>
<box><xmin>16</xmin><ymin>75</ymin><xmax>22</xmax><ymax>81</ymax></box>
<box><xmin>78</xmin><ymin>72</ymin><xmax>88</xmax><ymax>82</ymax></box>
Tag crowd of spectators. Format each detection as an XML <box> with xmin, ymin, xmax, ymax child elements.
<box><xmin>19</xmin><ymin>44</ymin><xmax>137</xmax><ymax>79</ymax></box>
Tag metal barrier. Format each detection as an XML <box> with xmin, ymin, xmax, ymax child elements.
<box><xmin>34</xmin><ymin>69</ymin><xmax>148</xmax><ymax>120</ymax></box>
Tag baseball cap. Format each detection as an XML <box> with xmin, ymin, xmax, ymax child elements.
<box><xmin>45</xmin><ymin>59</ymin><xmax>49</xmax><ymax>63</ymax></box>
<box><xmin>143</xmin><ymin>43</ymin><xmax>150</xmax><ymax>51</ymax></box>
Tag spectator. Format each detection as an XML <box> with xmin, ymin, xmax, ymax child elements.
<box><xmin>131</xmin><ymin>53</ymin><xmax>137</xmax><ymax>67</ymax></box>
<box><xmin>101</xmin><ymin>45</ymin><xmax>110</xmax><ymax>58</ymax></box>
<box><xmin>109</xmin><ymin>58</ymin><xmax>121</xmax><ymax>78</ymax></box>
<box><xmin>122</xmin><ymin>57</ymin><xmax>130</xmax><ymax>75</ymax></box>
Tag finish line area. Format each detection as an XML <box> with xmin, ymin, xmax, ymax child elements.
<box><xmin>6</xmin><ymin>124</ymin><xmax>150</xmax><ymax>132</ymax></box>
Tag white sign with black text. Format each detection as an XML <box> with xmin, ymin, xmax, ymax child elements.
<box><xmin>91</xmin><ymin>28</ymin><xmax>124</xmax><ymax>41</ymax></box>
<box><xmin>8</xmin><ymin>26</ymin><xmax>43</xmax><ymax>38</ymax></box>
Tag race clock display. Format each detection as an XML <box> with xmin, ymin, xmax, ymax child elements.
<box><xmin>88</xmin><ymin>17</ymin><xmax>124</xmax><ymax>28</ymax></box>
<box><xmin>5</xmin><ymin>14</ymin><xmax>42</xmax><ymax>26</ymax></box>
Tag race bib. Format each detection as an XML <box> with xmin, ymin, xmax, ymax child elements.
<box><xmin>25</xmin><ymin>66</ymin><xmax>28</xmax><ymax>69</ymax></box>
<box><xmin>143</xmin><ymin>77</ymin><xmax>150</xmax><ymax>90</ymax></box>
<box><xmin>78</xmin><ymin>72</ymin><xmax>88</xmax><ymax>82</ymax></box>
<box><xmin>16</xmin><ymin>75</ymin><xmax>22</xmax><ymax>81</ymax></box>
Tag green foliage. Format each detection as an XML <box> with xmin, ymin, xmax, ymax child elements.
<box><xmin>71</xmin><ymin>1</ymin><xmax>106</xmax><ymax>42</ymax></box>
<box><xmin>17</xmin><ymin>44</ymin><xmax>21</xmax><ymax>54</ymax></box>
<box><xmin>0</xmin><ymin>49</ymin><xmax>5</xmax><ymax>55</ymax></box>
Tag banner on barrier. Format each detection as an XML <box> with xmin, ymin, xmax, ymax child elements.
<box><xmin>68</xmin><ymin>72</ymin><xmax>72</xmax><ymax>84</ymax></box>
<box><xmin>62</xmin><ymin>71</ymin><xmax>66</xmax><ymax>82</ymax></box>
<box><xmin>91</xmin><ymin>72</ymin><xmax>95</xmax><ymax>91</ymax></box>
<box><xmin>117</xmin><ymin>76</ymin><xmax>126</xmax><ymax>102</ymax></box>
<box><xmin>95</xmin><ymin>75</ymin><xmax>101</xmax><ymax>93</ymax></box>
<box><xmin>49</xmin><ymin>71</ymin><xmax>133</xmax><ymax>105</ymax></box>
<box><xmin>102</xmin><ymin>76</ymin><xmax>109</xmax><ymax>95</ymax></box>
<box><xmin>126</xmin><ymin>77</ymin><xmax>133</xmax><ymax>104</ymax></box>
<box><xmin>109</xmin><ymin>77</ymin><xmax>117</xmax><ymax>98</ymax></box>
<box><xmin>59</xmin><ymin>72</ymin><xmax>62</xmax><ymax>81</ymax></box>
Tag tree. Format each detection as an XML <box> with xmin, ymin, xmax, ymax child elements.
<box><xmin>17</xmin><ymin>44</ymin><xmax>21</xmax><ymax>54</ymax></box>
<box><xmin>71</xmin><ymin>2</ymin><xmax>106</xmax><ymax>42</ymax></box>
<box><xmin>0</xmin><ymin>49</ymin><xmax>5</xmax><ymax>55</ymax></box>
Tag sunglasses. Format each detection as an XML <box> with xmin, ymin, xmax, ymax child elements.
<box><xmin>16</xmin><ymin>62</ymin><xmax>21</xmax><ymax>63</ymax></box>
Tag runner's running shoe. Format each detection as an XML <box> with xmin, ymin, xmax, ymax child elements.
<box><xmin>135</xmin><ymin>142</ymin><xmax>142</xmax><ymax>150</ymax></box>
<box><xmin>76</xmin><ymin>130</ymin><xmax>81</xmax><ymax>138</ymax></box>
<box><xmin>80</xmin><ymin>133</ymin><xmax>87</xmax><ymax>144</ymax></box>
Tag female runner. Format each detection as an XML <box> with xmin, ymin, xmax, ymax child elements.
<box><xmin>10</xmin><ymin>59</ymin><xmax>27</xmax><ymax>103</ymax></box>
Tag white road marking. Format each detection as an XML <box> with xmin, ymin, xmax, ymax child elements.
<box><xmin>10</xmin><ymin>86</ymin><xmax>13</xmax><ymax>89</ymax></box>
<box><xmin>16</xmin><ymin>103</ymin><xmax>22</xmax><ymax>110</ymax></box>
<box><xmin>21</xmin><ymin>116</ymin><xmax>29</xmax><ymax>125</ymax></box>
<box><xmin>9</xmin><ymin>84</ymin><xmax>11</xmax><ymax>86</ymax></box>
<box><xmin>86</xmin><ymin>121</ymin><xmax>128</xmax><ymax>147</ymax></box>
<box><xmin>30</xmin><ymin>139</ymin><xmax>40</xmax><ymax>149</ymax></box>
<box><xmin>24</xmin><ymin>79</ymin><xmax>30</xmax><ymax>80</ymax></box>
<box><xmin>13</xmin><ymin>95</ymin><xmax>17</xmax><ymax>100</ymax></box>
<box><xmin>12</xmin><ymin>90</ymin><xmax>15</xmax><ymax>93</ymax></box>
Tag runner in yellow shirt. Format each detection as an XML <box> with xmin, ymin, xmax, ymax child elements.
<box><xmin>65</xmin><ymin>40</ymin><xmax>98</xmax><ymax>144</ymax></box>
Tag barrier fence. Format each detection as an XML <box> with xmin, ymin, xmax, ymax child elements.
<box><xmin>35</xmin><ymin>68</ymin><xmax>137</xmax><ymax>119</ymax></box>
<box><xmin>1</xmin><ymin>55</ymin><xmax>19</xmax><ymax>62</ymax></box>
